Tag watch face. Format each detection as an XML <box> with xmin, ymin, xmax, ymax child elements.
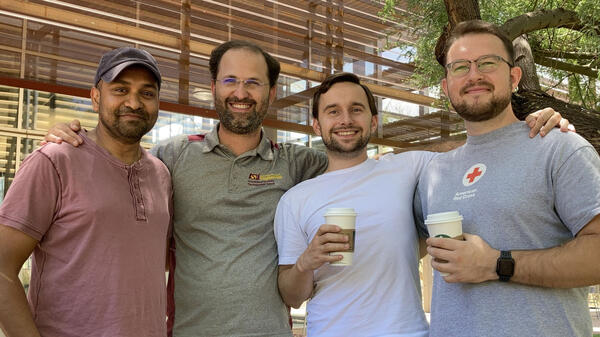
<box><xmin>498</xmin><ymin>259</ymin><xmax>514</xmax><ymax>276</ymax></box>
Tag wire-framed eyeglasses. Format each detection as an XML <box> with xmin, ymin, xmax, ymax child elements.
<box><xmin>445</xmin><ymin>55</ymin><xmax>513</xmax><ymax>77</ymax></box>
<box><xmin>217</xmin><ymin>77</ymin><xmax>265</xmax><ymax>90</ymax></box>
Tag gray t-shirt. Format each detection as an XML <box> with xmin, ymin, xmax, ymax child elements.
<box><xmin>415</xmin><ymin>121</ymin><xmax>600</xmax><ymax>337</ymax></box>
<box><xmin>152</xmin><ymin>125</ymin><xmax>327</xmax><ymax>337</ymax></box>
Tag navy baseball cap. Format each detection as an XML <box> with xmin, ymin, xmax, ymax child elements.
<box><xmin>94</xmin><ymin>47</ymin><xmax>162</xmax><ymax>89</ymax></box>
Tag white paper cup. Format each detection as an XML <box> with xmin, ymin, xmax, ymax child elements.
<box><xmin>324</xmin><ymin>208</ymin><xmax>357</xmax><ymax>266</ymax></box>
<box><xmin>425</xmin><ymin>211</ymin><xmax>463</xmax><ymax>276</ymax></box>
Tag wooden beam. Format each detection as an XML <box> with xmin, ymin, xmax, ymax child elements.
<box><xmin>192</xmin><ymin>4</ymin><xmax>416</xmax><ymax>74</ymax></box>
<box><xmin>270</xmin><ymin>86</ymin><xmax>318</xmax><ymax>111</ymax></box>
<box><xmin>383</xmin><ymin>112</ymin><xmax>463</xmax><ymax>131</ymax></box>
<box><xmin>1</xmin><ymin>0</ymin><xmax>436</xmax><ymax>107</ymax></box>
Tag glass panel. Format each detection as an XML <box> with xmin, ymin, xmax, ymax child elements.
<box><xmin>0</xmin><ymin>135</ymin><xmax>18</xmax><ymax>197</ymax></box>
<box><xmin>0</xmin><ymin>85</ymin><xmax>19</xmax><ymax>128</ymax></box>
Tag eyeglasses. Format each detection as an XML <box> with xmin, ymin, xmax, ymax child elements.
<box><xmin>445</xmin><ymin>55</ymin><xmax>513</xmax><ymax>77</ymax></box>
<box><xmin>217</xmin><ymin>77</ymin><xmax>265</xmax><ymax>90</ymax></box>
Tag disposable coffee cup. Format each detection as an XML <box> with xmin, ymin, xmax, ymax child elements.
<box><xmin>324</xmin><ymin>208</ymin><xmax>357</xmax><ymax>266</ymax></box>
<box><xmin>424</xmin><ymin>211</ymin><xmax>463</xmax><ymax>276</ymax></box>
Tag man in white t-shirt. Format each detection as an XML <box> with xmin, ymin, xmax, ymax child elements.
<box><xmin>275</xmin><ymin>72</ymin><xmax>432</xmax><ymax>336</ymax></box>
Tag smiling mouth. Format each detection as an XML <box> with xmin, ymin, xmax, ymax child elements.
<box><xmin>227</xmin><ymin>102</ymin><xmax>256</xmax><ymax>113</ymax></box>
<box><xmin>333</xmin><ymin>130</ymin><xmax>359</xmax><ymax>137</ymax></box>
<box><xmin>464</xmin><ymin>87</ymin><xmax>491</xmax><ymax>94</ymax></box>
<box><xmin>462</xmin><ymin>82</ymin><xmax>494</xmax><ymax>95</ymax></box>
<box><xmin>119</xmin><ymin>114</ymin><xmax>146</xmax><ymax>120</ymax></box>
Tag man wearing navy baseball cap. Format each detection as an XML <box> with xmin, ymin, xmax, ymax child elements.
<box><xmin>0</xmin><ymin>47</ymin><xmax>172</xmax><ymax>337</ymax></box>
<box><xmin>95</xmin><ymin>47</ymin><xmax>162</xmax><ymax>89</ymax></box>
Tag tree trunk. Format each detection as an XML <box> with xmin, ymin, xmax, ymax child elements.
<box><xmin>443</xmin><ymin>0</ymin><xmax>480</xmax><ymax>26</ymax></box>
<box><xmin>435</xmin><ymin>0</ymin><xmax>481</xmax><ymax>64</ymax></box>
<box><xmin>512</xmin><ymin>91</ymin><xmax>600</xmax><ymax>153</ymax></box>
<box><xmin>508</xmin><ymin>23</ymin><xmax>600</xmax><ymax>153</ymax></box>
<box><xmin>513</xmin><ymin>36</ymin><xmax>542</xmax><ymax>92</ymax></box>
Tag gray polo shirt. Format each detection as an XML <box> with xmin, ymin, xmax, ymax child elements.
<box><xmin>152</xmin><ymin>124</ymin><xmax>327</xmax><ymax>337</ymax></box>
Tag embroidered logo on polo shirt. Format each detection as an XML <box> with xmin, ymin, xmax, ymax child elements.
<box><xmin>462</xmin><ymin>163</ymin><xmax>486</xmax><ymax>187</ymax></box>
<box><xmin>248</xmin><ymin>173</ymin><xmax>283</xmax><ymax>186</ymax></box>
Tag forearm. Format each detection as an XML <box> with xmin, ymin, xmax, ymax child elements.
<box><xmin>419</xmin><ymin>140</ymin><xmax>465</xmax><ymax>153</ymax></box>
<box><xmin>278</xmin><ymin>264</ymin><xmax>314</xmax><ymax>308</ymax></box>
<box><xmin>511</xmin><ymin>232</ymin><xmax>600</xmax><ymax>288</ymax></box>
<box><xmin>0</xmin><ymin>273</ymin><xmax>41</xmax><ymax>337</ymax></box>
<box><xmin>419</xmin><ymin>237</ymin><xmax>428</xmax><ymax>259</ymax></box>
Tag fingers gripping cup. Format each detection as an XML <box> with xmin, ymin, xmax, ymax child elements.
<box><xmin>324</xmin><ymin>208</ymin><xmax>357</xmax><ymax>266</ymax></box>
<box><xmin>424</xmin><ymin>211</ymin><xmax>463</xmax><ymax>276</ymax></box>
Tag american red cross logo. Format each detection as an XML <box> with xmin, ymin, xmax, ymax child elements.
<box><xmin>462</xmin><ymin>163</ymin><xmax>486</xmax><ymax>187</ymax></box>
<box><xmin>466</xmin><ymin>167</ymin><xmax>482</xmax><ymax>183</ymax></box>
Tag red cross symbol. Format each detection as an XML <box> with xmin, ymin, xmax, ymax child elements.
<box><xmin>466</xmin><ymin>167</ymin><xmax>483</xmax><ymax>183</ymax></box>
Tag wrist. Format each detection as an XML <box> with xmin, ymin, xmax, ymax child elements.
<box><xmin>295</xmin><ymin>256</ymin><xmax>307</xmax><ymax>274</ymax></box>
<box><xmin>496</xmin><ymin>250</ymin><xmax>515</xmax><ymax>282</ymax></box>
<box><xmin>488</xmin><ymin>249</ymin><xmax>501</xmax><ymax>281</ymax></box>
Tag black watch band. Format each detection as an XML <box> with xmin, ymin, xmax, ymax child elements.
<box><xmin>496</xmin><ymin>250</ymin><xmax>515</xmax><ymax>282</ymax></box>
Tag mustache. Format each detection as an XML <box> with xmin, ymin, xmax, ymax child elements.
<box><xmin>460</xmin><ymin>81</ymin><xmax>494</xmax><ymax>95</ymax></box>
<box><xmin>117</xmin><ymin>108</ymin><xmax>148</xmax><ymax>119</ymax></box>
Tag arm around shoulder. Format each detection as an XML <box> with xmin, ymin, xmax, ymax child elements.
<box><xmin>289</xmin><ymin>145</ymin><xmax>328</xmax><ymax>182</ymax></box>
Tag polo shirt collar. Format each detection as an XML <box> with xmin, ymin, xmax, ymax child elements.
<box><xmin>203</xmin><ymin>123</ymin><xmax>275</xmax><ymax>161</ymax></box>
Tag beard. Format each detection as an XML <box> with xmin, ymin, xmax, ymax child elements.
<box><xmin>322</xmin><ymin>126</ymin><xmax>371</xmax><ymax>157</ymax></box>
<box><xmin>214</xmin><ymin>95</ymin><xmax>270</xmax><ymax>135</ymax></box>
<box><xmin>99</xmin><ymin>106</ymin><xmax>153</xmax><ymax>144</ymax></box>
<box><xmin>450</xmin><ymin>80</ymin><xmax>512</xmax><ymax>122</ymax></box>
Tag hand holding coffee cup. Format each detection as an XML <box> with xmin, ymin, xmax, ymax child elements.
<box><xmin>425</xmin><ymin>211</ymin><xmax>463</xmax><ymax>276</ymax></box>
<box><xmin>296</xmin><ymin>224</ymin><xmax>352</xmax><ymax>272</ymax></box>
<box><xmin>324</xmin><ymin>208</ymin><xmax>357</xmax><ymax>266</ymax></box>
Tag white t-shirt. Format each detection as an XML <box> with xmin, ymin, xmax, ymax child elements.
<box><xmin>275</xmin><ymin>151</ymin><xmax>434</xmax><ymax>337</ymax></box>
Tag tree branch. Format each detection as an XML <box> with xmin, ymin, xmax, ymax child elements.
<box><xmin>501</xmin><ymin>9</ymin><xmax>597</xmax><ymax>40</ymax></box>
<box><xmin>535</xmin><ymin>49</ymin><xmax>597</xmax><ymax>60</ymax></box>
<box><xmin>533</xmin><ymin>54</ymin><xmax>599</xmax><ymax>78</ymax></box>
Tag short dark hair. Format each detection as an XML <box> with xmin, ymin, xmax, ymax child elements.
<box><xmin>209</xmin><ymin>40</ymin><xmax>280</xmax><ymax>88</ymax></box>
<box><xmin>437</xmin><ymin>20</ymin><xmax>515</xmax><ymax>68</ymax></box>
<box><xmin>312</xmin><ymin>72</ymin><xmax>378</xmax><ymax>119</ymax></box>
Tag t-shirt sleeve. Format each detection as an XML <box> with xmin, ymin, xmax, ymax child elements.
<box><xmin>0</xmin><ymin>151</ymin><xmax>60</xmax><ymax>241</ymax></box>
<box><xmin>554</xmin><ymin>145</ymin><xmax>600</xmax><ymax>235</ymax></box>
<box><xmin>274</xmin><ymin>197</ymin><xmax>308</xmax><ymax>265</ymax></box>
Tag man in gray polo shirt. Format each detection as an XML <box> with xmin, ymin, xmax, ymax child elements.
<box><xmin>152</xmin><ymin>41</ymin><xmax>327</xmax><ymax>336</ymax></box>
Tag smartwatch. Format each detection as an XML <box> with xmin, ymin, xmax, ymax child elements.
<box><xmin>496</xmin><ymin>250</ymin><xmax>514</xmax><ymax>282</ymax></box>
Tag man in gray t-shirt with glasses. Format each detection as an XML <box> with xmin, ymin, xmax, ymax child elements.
<box><xmin>415</xmin><ymin>20</ymin><xmax>600</xmax><ymax>337</ymax></box>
